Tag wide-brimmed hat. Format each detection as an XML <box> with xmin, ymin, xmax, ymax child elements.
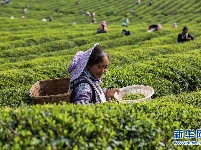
<box><xmin>101</xmin><ymin>21</ymin><xmax>107</xmax><ymax>26</ymax></box>
<box><xmin>68</xmin><ymin>43</ymin><xmax>99</xmax><ymax>82</ymax></box>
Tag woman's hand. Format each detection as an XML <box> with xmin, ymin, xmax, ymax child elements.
<box><xmin>106</xmin><ymin>88</ymin><xmax>119</xmax><ymax>98</ymax></box>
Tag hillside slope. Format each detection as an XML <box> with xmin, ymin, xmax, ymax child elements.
<box><xmin>1</xmin><ymin>0</ymin><xmax>201</xmax><ymax>24</ymax></box>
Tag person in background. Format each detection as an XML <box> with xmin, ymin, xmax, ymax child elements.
<box><xmin>122</xmin><ymin>22</ymin><xmax>127</xmax><ymax>27</ymax></box>
<box><xmin>68</xmin><ymin>43</ymin><xmax>119</xmax><ymax>104</ymax></box>
<box><xmin>75</xmin><ymin>1</ymin><xmax>80</xmax><ymax>5</ymax></box>
<box><xmin>55</xmin><ymin>9</ymin><xmax>59</xmax><ymax>13</ymax></box>
<box><xmin>177</xmin><ymin>27</ymin><xmax>194</xmax><ymax>43</ymax></box>
<box><xmin>96</xmin><ymin>21</ymin><xmax>108</xmax><ymax>33</ymax></box>
<box><xmin>92</xmin><ymin>12</ymin><xmax>95</xmax><ymax>17</ymax></box>
<box><xmin>130</xmin><ymin>10</ymin><xmax>134</xmax><ymax>15</ymax></box>
<box><xmin>86</xmin><ymin>11</ymin><xmax>91</xmax><ymax>17</ymax></box>
<box><xmin>122</xmin><ymin>18</ymin><xmax>129</xmax><ymax>27</ymax></box>
<box><xmin>91</xmin><ymin>17</ymin><xmax>96</xmax><ymax>24</ymax></box>
<box><xmin>23</xmin><ymin>8</ymin><xmax>27</xmax><ymax>14</ymax></box>
<box><xmin>49</xmin><ymin>16</ymin><xmax>53</xmax><ymax>22</ymax></box>
<box><xmin>147</xmin><ymin>24</ymin><xmax>162</xmax><ymax>32</ymax></box>
<box><xmin>137</xmin><ymin>0</ymin><xmax>141</xmax><ymax>5</ymax></box>
<box><xmin>149</xmin><ymin>0</ymin><xmax>152</xmax><ymax>5</ymax></box>
<box><xmin>42</xmin><ymin>18</ymin><xmax>46</xmax><ymax>22</ymax></box>
<box><xmin>173</xmin><ymin>22</ymin><xmax>178</xmax><ymax>28</ymax></box>
<box><xmin>126</xmin><ymin>18</ymin><xmax>129</xmax><ymax>24</ymax></box>
<box><xmin>122</xmin><ymin>29</ymin><xmax>131</xmax><ymax>36</ymax></box>
<box><xmin>1</xmin><ymin>0</ymin><xmax>4</xmax><ymax>5</ymax></box>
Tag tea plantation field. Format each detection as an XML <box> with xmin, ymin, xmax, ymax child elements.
<box><xmin>0</xmin><ymin>0</ymin><xmax>201</xmax><ymax>149</ymax></box>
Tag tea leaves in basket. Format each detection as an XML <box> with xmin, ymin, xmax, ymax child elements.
<box><xmin>122</xmin><ymin>94</ymin><xmax>145</xmax><ymax>100</ymax></box>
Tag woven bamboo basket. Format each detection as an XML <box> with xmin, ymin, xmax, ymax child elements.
<box><xmin>29</xmin><ymin>78</ymin><xmax>71</xmax><ymax>104</ymax></box>
<box><xmin>114</xmin><ymin>85</ymin><xmax>154</xmax><ymax>103</ymax></box>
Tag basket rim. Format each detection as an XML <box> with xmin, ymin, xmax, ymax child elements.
<box><xmin>114</xmin><ymin>85</ymin><xmax>155</xmax><ymax>102</ymax></box>
<box><xmin>118</xmin><ymin>85</ymin><xmax>154</xmax><ymax>94</ymax></box>
<box><xmin>120</xmin><ymin>84</ymin><xmax>154</xmax><ymax>90</ymax></box>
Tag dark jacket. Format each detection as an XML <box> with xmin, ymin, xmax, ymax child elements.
<box><xmin>177</xmin><ymin>33</ymin><xmax>194</xmax><ymax>43</ymax></box>
<box><xmin>149</xmin><ymin>25</ymin><xmax>158</xmax><ymax>31</ymax></box>
<box><xmin>70</xmin><ymin>69</ymin><xmax>106</xmax><ymax>104</ymax></box>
